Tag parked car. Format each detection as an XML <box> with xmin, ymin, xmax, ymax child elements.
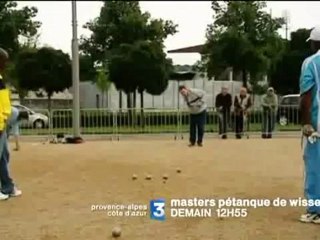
<box><xmin>277</xmin><ymin>94</ymin><xmax>300</xmax><ymax>126</ymax></box>
<box><xmin>12</xmin><ymin>104</ymin><xmax>49</xmax><ymax>129</ymax></box>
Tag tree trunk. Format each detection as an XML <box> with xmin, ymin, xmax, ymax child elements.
<box><xmin>133</xmin><ymin>90</ymin><xmax>137</xmax><ymax>128</ymax></box>
<box><xmin>101</xmin><ymin>91</ymin><xmax>104</xmax><ymax>108</ymax></box>
<box><xmin>242</xmin><ymin>69</ymin><xmax>248</xmax><ymax>88</ymax></box>
<box><xmin>119</xmin><ymin>91</ymin><xmax>123</xmax><ymax>111</ymax></box>
<box><xmin>132</xmin><ymin>91</ymin><xmax>135</xmax><ymax>109</ymax></box>
<box><xmin>48</xmin><ymin>95</ymin><xmax>52</xmax><ymax>113</ymax></box>
<box><xmin>106</xmin><ymin>91</ymin><xmax>109</xmax><ymax>109</ymax></box>
<box><xmin>140</xmin><ymin>91</ymin><xmax>145</xmax><ymax>128</ymax></box>
<box><xmin>126</xmin><ymin>92</ymin><xmax>133</xmax><ymax>126</ymax></box>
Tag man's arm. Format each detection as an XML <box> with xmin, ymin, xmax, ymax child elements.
<box><xmin>300</xmin><ymin>90</ymin><xmax>312</xmax><ymax>125</ymax></box>
<box><xmin>261</xmin><ymin>95</ymin><xmax>268</xmax><ymax>107</ymax></box>
<box><xmin>272</xmin><ymin>95</ymin><xmax>278</xmax><ymax>111</ymax></box>
<box><xmin>299</xmin><ymin>59</ymin><xmax>315</xmax><ymax>136</ymax></box>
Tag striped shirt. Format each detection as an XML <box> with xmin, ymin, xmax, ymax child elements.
<box><xmin>183</xmin><ymin>88</ymin><xmax>207</xmax><ymax>114</ymax></box>
<box><xmin>299</xmin><ymin>49</ymin><xmax>320</xmax><ymax>132</ymax></box>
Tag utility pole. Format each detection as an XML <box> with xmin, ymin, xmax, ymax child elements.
<box><xmin>71</xmin><ymin>1</ymin><xmax>81</xmax><ymax>137</ymax></box>
<box><xmin>282</xmin><ymin>10</ymin><xmax>291</xmax><ymax>40</ymax></box>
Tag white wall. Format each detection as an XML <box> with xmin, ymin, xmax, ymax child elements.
<box><xmin>79</xmin><ymin>73</ymin><xmax>244</xmax><ymax>110</ymax></box>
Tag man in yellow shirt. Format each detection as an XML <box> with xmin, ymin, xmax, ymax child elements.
<box><xmin>0</xmin><ymin>48</ymin><xmax>21</xmax><ymax>200</ymax></box>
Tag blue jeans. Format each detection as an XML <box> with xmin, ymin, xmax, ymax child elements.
<box><xmin>0</xmin><ymin>131</ymin><xmax>14</xmax><ymax>194</ymax></box>
<box><xmin>303</xmin><ymin>138</ymin><xmax>320</xmax><ymax>214</ymax></box>
<box><xmin>190</xmin><ymin>110</ymin><xmax>206</xmax><ymax>144</ymax></box>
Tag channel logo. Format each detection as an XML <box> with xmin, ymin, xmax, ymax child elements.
<box><xmin>150</xmin><ymin>198</ymin><xmax>165</xmax><ymax>221</ymax></box>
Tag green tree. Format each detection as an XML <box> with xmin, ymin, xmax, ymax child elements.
<box><xmin>15</xmin><ymin>47</ymin><xmax>41</xmax><ymax>91</ymax></box>
<box><xmin>0</xmin><ymin>1</ymin><xmax>40</xmax><ymax>100</ymax></box>
<box><xmin>202</xmin><ymin>1</ymin><xmax>285</xmax><ymax>87</ymax></box>
<box><xmin>0</xmin><ymin>1</ymin><xmax>40</xmax><ymax>56</ymax></box>
<box><xmin>79</xmin><ymin>53</ymin><xmax>96</xmax><ymax>82</ymax></box>
<box><xmin>80</xmin><ymin>1</ymin><xmax>177</xmax><ymax>110</ymax></box>
<box><xmin>270</xmin><ymin>28</ymin><xmax>312</xmax><ymax>94</ymax></box>
<box><xmin>96</xmin><ymin>66</ymin><xmax>111</xmax><ymax>108</ymax></box>
<box><xmin>15</xmin><ymin>47</ymin><xmax>72</xmax><ymax>110</ymax></box>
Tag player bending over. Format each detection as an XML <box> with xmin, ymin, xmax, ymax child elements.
<box><xmin>179</xmin><ymin>85</ymin><xmax>207</xmax><ymax>147</ymax></box>
<box><xmin>299</xmin><ymin>26</ymin><xmax>320</xmax><ymax>224</ymax></box>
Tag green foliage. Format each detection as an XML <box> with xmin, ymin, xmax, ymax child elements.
<box><xmin>96</xmin><ymin>67</ymin><xmax>111</xmax><ymax>93</ymax></box>
<box><xmin>15</xmin><ymin>47</ymin><xmax>72</xmax><ymax>99</ymax></box>
<box><xmin>270</xmin><ymin>28</ymin><xmax>312</xmax><ymax>94</ymax></box>
<box><xmin>108</xmin><ymin>40</ymin><xmax>172</xmax><ymax>95</ymax></box>
<box><xmin>0</xmin><ymin>1</ymin><xmax>40</xmax><ymax>57</ymax></box>
<box><xmin>81</xmin><ymin>1</ymin><xmax>177</xmax><ymax>100</ymax></box>
<box><xmin>79</xmin><ymin>54</ymin><xmax>96</xmax><ymax>82</ymax></box>
<box><xmin>203</xmin><ymin>1</ymin><xmax>285</xmax><ymax>86</ymax></box>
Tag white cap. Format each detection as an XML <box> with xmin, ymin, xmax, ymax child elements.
<box><xmin>307</xmin><ymin>26</ymin><xmax>320</xmax><ymax>42</ymax></box>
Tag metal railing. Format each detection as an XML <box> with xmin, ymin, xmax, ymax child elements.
<box><xmin>16</xmin><ymin>106</ymin><xmax>301</xmax><ymax>139</ymax></box>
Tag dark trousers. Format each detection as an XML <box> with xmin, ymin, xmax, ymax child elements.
<box><xmin>218</xmin><ymin>110</ymin><xmax>230</xmax><ymax>136</ymax></box>
<box><xmin>262</xmin><ymin>110</ymin><xmax>276</xmax><ymax>137</ymax></box>
<box><xmin>190</xmin><ymin>110</ymin><xmax>206</xmax><ymax>144</ymax></box>
<box><xmin>235</xmin><ymin>114</ymin><xmax>243</xmax><ymax>137</ymax></box>
<box><xmin>235</xmin><ymin>113</ymin><xmax>249</xmax><ymax>138</ymax></box>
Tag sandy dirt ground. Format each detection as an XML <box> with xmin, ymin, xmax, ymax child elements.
<box><xmin>0</xmin><ymin>138</ymin><xmax>319</xmax><ymax>240</ymax></box>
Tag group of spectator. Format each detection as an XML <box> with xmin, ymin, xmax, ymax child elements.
<box><xmin>215</xmin><ymin>86</ymin><xmax>278</xmax><ymax>139</ymax></box>
<box><xmin>178</xmin><ymin>85</ymin><xmax>278</xmax><ymax>146</ymax></box>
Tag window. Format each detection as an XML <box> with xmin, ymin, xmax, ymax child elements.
<box><xmin>281</xmin><ymin>96</ymin><xmax>299</xmax><ymax>105</ymax></box>
<box><xmin>13</xmin><ymin>105</ymin><xmax>25</xmax><ymax>111</ymax></box>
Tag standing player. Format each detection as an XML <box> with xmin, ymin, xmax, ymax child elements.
<box><xmin>261</xmin><ymin>87</ymin><xmax>278</xmax><ymax>139</ymax></box>
<box><xmin>0</xmin><ymin>48</ymin><xmax>21</xmax><ymax>200</ymax></box>
<box><xmin>179</xmin><ymin>85</ymin><xmax>207</xmax><ymax>147</ymax></box>
<box><xmin>215</xmin><ymin>86</ymin><xmax>232</xmax><ymax>139</ymax></box>
<box><xmin>234</xmin><ymin>87</ymin><xmax>252</xmax><ymax>139</ymax></box>
<box><xmin>299</xmin><ymin>26</ymin><xmax>320</xmax><ymax>223</ymax></box>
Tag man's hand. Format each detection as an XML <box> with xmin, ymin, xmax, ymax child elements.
<box><xmin>303</xmin><ymin>124</ymin><xmax>315</xmax><ymax>136</ymax></box>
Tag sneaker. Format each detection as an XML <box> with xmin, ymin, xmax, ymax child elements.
<box><xmin>299</xmin><ymin>213</ymin><xmax>318</xmax><ymax>223</ymax></box>
<box><xmin>0</xmin><ymin>192</ymin><xmax>9</xmax><ymax>201</ymax></box>
<box><xmin>197</xmin><ymin>142</ymin><xmax>203</xmax><ymax>147</ymax></box>
<box><xmin>9</xmin><ymin>187</ymin><xmax>22</xmax><ymax>197</ymax></box>
<box><xmin>312</xmin><ymin>214</ymin><xmax>320</xmax><ymax>224</ymax></box>
<box><xmin>188</xmin><ymin>143</ymin><xmax>195</xmax><ymax>147</ymax></box>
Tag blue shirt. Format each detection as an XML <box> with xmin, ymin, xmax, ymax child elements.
<box><xmin>300</xmin><ymin>50</ymin><xmax>320</xmax><ymax>131</ymax></box>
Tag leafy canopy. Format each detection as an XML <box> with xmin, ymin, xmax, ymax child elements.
<box><xmin>202</xmin><ymin>1</ymin><xmax>285</xmax><ymax>87</ymax></box>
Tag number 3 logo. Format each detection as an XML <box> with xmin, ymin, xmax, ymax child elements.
<box><xmin>150</xmin><ymin>199</ymin><xmax>166</xmax><ymax>221</ymax></box>
<box><xmin>153</xmin><ymin>202</ymin><xmax>165</xmax><ymax>217</ymax></box>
